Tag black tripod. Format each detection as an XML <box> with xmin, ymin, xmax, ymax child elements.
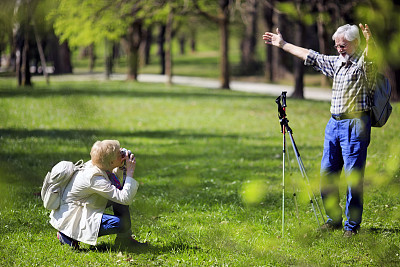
<box><xmin>275</xmin><ymin>91</ymin><xmax>325</xmax><ymax>237</ymax></box>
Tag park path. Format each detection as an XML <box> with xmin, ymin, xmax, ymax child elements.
<box><xmin>37</xmin><ymin>73</ymin><xmax>332</xmax><ymax>101</ymax></box>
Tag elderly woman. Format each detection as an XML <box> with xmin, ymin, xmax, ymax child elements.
<box><xmin>49</xmin><ymin>140</ymin><xmax>142</xmax><ymax>249</ymax></box>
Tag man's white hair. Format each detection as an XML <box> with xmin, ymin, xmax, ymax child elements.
<box><xmin>332</xmin><ymin>24</ymin><xmax>360</xmax><ymax>44</ymax></box>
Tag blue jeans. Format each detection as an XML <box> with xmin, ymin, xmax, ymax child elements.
<box><xmin>98</xmin><ymin>202</ymin><xmax>132</xmax><ymax>237</ymax></box>
<box><xmin>320</xmin><ymin>114</ymin><xmax>371</xmax><ymax>231</ymax></box>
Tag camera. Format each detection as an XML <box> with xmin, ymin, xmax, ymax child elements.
<box><xmin>120</xmin><ymin>148</ymin><xmax>132</xmax><ymax>159</ymax></box>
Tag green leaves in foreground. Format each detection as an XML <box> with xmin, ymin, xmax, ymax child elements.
<box><xmin>0</xmin><ymin>80</ymin><xmax>399</xmax><ymax>266</ymax></box>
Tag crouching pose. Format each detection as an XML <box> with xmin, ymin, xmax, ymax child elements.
<box><xmin>49</xmin><ymin>140</ymin><xmax>144</xmax><ymax>249</ymax></box>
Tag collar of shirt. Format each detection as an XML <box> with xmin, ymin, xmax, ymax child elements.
<box><xmin>342</xmin><ymin>49</ymin><xmax>362</xmax><ymax>66</ymax></box>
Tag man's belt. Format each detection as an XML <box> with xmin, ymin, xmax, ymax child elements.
<box><xmin>331</xmin><ymin>111</ymin><xmax>369</xmax><ymax>120</ymax></box>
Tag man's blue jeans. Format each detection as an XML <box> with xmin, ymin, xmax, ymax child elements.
<box><xmin>320</xmin><ymin>113</ymin><xmax>371</xmax><ymax>231</ymax></box>
<box><xmin>98</xmin><ymin>202</ymin><xmax>132</xmax><ymax>237</ymax></box>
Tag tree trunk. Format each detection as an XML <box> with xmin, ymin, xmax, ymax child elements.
<box><xmin>240</xmin><ymin>0</ymin><xmax>258</xmax><ymax>75</ymax></box>
<box><xmin>272</xmin><ymin>12</ymin><xmax>285</xmax><ymax>81</ymax></box>
<box><xmin>316</xmin><ymin>1</ymin><xmax>330</xmax><ymax>87</ymax></box>
<box><xmin>292</xmin><ymin>22</ymin><xmax>305</xmax><ymax>99</ymax></box>
<box><xmin>386</xmin><ymin>67</ymin><xmax>400</xmax><ymax>101</ymax></box>
<box><xmin>47</xmin><ymin>32</ymin><xmax>72</xmax><ymax>74</ymax></box>
<box><xmin>219</xmin><ymin>0</ymin><xmax>230</xmax><ymax>89</ymax></box>
<box><xmin>157</xmin><ymin>25</ymin><xmax>166</xmax><ymax>75</ymax></box>
<box><xmin>393</xmin><ymin>69</ymin><xmax>400</xmax><ymax>101</ymax></box>
<box><xmin>15</xmin><ymin>33</ymin><xmax>22</xmax><ymax>85</ymax></box>
<box><xmin>8</xmin><ymin>32</ymin><xmax>15</xmax><ymax>71</ymax></box>
<box><xmin>179</xmin><ymin>36</ymin><xmax>185</xmax><ymax>55</ymax></box>
<box><xmin>126</xmin><ymin>21</ymin><xmax>142</xmax><ymax>81</ymax></box>
<box><xmin>165</xmin><ymin>9</ymin><xmax>174</xmax><ymax>85</ymax></box>
<box><xmin>262</xmin><ymin>1</ymin><xmax>274</xmax><ymax>82</ymax></box>
<box><xmin>140</xmin><ymin>26</ymin><xmax>152</xmax><ymax>65</ymax></box>
<box><xmin>104</xmin><ymin>38</ymin><xmax>112</xmax><ymax>79</ymax></box>
<box><xmin>88</xmin><ymin>43</ymin><xmax>96</xmax><ymax>73</ymax></box>
<box><xmin>32</xmin><ymin>19</ymin><xmax>49</xmax><ymax>84</ymax></box>
<box><xmin>59</xmin><ymin>41</ymin><xmax>73</xmax><ymax>74</ymax></box>
<box><xmin>20</xmin><ymin>28</ymin><xmax>31</xmax><ymax>86</ymax></box>
<box><xmin>190</xmin><ymin>33</ymin><xmax>196</xmax><ymax>53</ymax></box>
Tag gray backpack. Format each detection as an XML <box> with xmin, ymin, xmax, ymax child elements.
<box><xmin>41</xmin><ymin>160</ymin><xmax>84</xmax><ymax>210</ymax></box>
<box><xmin>369</xmin><ymin>73</ymin><xmax>392</xmax><ymax>127</ymax></box>
<box><xmin>349</xmin><ymin>55</ymin><xmax>393</xmax><ymax>127</ymax></box>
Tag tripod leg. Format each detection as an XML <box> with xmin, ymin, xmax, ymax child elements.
<box><xmin>282</xmin><ymin>130</ymin><xmax>286</xmax><ymax>237</ymax></box>
<box><xmin>287</xmin><ymin>131</ymin><xmax>326</xmax><ymax>227</ymax></box>
<box><xmin>285</xmin><ymin>137</ymin><xmax>301</xmax><ymax>225</ymax></box>
<box><xmin>296</xmin><ymin>156</ymin><xmax>326</xmax><ymax>224</ymax></box>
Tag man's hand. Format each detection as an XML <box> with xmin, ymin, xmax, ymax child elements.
<box><xmin>359</xmin><ymin>23</ymin><xmax>375</xmax><ymax>58</ymax></box>
<box><xmin>263</xmin><ymin>28</ymin><xmax>287</xmax><ymax>48</ymax></box>
<box><xmin>359</xmin><ymin>23</ymin><xmax>372</xmax><ymax>43</ymax></box>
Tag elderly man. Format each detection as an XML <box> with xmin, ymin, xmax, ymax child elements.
<box><xmin>263</xmin><ymin>24</ymin><xmax>377</xmax><ymax>236</ymax></box>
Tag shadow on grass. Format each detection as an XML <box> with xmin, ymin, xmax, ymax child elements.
<box><xmin>90</xmin><ymin>241</ymin><xmax>201</xmax><ymax>255</ymax></box>
<box><xmin>368</xmin><ymin>227</ymin><xmax>400</xmax><ymax>234</ymax></box>
<box><xmin>0</xmin><ymin>126</ymin><xmax>321</xmax><ymax>209</ymax></box>
<box><xmin>0</xmin><ymin>127</ymin><xmax>262</xmax><ymax>140</ymax></box>
<box><xmin>0</xmin><ymin>81</ymin><xmax>328</xmax><ymax>106</ymax></box>
<box><xmin>0</xmin><ymin>84</ymin><xmax>274</xmax><ymax>100</ymax></box>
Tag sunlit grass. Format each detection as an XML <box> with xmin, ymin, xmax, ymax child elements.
<box><xmin>0</xmin><ymin>79</ymin><xmax>399</xmax><ymax>266</ymax></box>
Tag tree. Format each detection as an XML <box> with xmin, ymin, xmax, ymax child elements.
<box><xmin>160</xmin><ymin>1</ymin><xmax>191</xmax><ymax>85</ymax></box>
<box><xmin>50</xmin><ymin>0</ymin><xmax>140</xmax><ymax>79</ymax></box>
<box><xmin>262</xmin><ymin>1</ymin><xmax>289</xmax><ymax>83</ymax></box>
<box><xmin>261</xmin><ymin>0</ymin><xmax>275</xmax><ymax>82</ymax></box>
<box><xmin>51</xmin><ymin>0</ymin><xmax>178</xmax><ymax>81</ymax></box>
<box><xmin>194</xmin><ymin>0</ymin><xmax>233</xmax><ymax>89</ymax></box>
<box><xmin>237</xmin><ymin>0</ymin><xmax>259</xmax><ymax>75</ymax></box>
<box><xmin>356</xmin><ymin>0</ymin><xmax>400</xmax><ymax>101</ymax></box>
<box><xmin>275</xmin><ymin>1</ymin><xmax>314</xmax><ymax>99</ymax></box>
<box><xmin>123</xmin><ymin>19</ymin><xmax>143</xmax><ymax>80</ymax></box>
<box><xmin>0</xmin><ymin>0</ymin><xmax>15</xmax><ymax>71</ymax></box>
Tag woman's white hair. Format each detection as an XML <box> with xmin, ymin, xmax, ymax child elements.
<box><xmin>90</xmin><ymin>140</ymin><xmax>120</xmax><ymax>170</ymax></box>
<box><xmin>332</xmin><ymin>24</ymin><xmax>360</xmax><ymax>44</ymax></box>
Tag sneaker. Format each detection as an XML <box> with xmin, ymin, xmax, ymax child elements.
<box><xmin>114</xmin><ymin>235</ymin><xmax>148</xmax><ymax>248</ymax></box>
<box><xmin>344</xmin><ymin>229</ymin><xmax>357</xmax><ymax>237</ymax></box>
<box><xmin>57</xmin><ymin>231</ymin><xmax>80</xmax><ymax>250</ymax></box>
<box><xmin>320</xmin><ymin>222</ymin><xmax>342</xmax><ymax>231</ymax></box>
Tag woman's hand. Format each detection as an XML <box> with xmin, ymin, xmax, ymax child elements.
<box><xmin>263</xmin><ymin>28</ymin><xmax>287</xmax><ymax>48</ymax></box>
<box><xmin>125</xmin><ymin>153</ymin><xmax>136</xmax><ymax>178</ymax></box>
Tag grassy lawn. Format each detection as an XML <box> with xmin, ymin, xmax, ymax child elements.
<box><xmin>0</xmin><ymin>78</ymin><xmax>399</xmax><ymax>266</ymax></box>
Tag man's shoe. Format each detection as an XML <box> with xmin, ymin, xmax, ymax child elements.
<box><xmin>57</xmin><ymin>231</ymin><xmax>80</xmax><ymax>250</ymax></box>
<box><xmin>320</xmin><ymin>223</ymin><xmax>342</xmax><ymax>231</ymax></box>
<box><xmin>114</xmin><ymin>235</ymin><xmax>148</xmax><ymax>248</ymax></box>
<box><xmin>344</xmin><ymin>229</ymin><xmax>357</xmax><ymax>237</ymax></box>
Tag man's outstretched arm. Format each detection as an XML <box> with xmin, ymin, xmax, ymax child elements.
<box><xmin>263</xmin><ymin>28</ymin><xmax>310</xmax><ymax>61</ymax></box>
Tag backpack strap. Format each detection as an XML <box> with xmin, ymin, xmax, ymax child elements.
<box><xmin>74</xmin><ymin>159</ymin><xmax>84</xmax><ymax>169</ymax></box>
<box><xmin>354</xmin><ymin>52</ymin><xmax>377</xmax><ymax>109</ymax></box>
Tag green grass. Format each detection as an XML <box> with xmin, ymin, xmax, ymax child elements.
<box><xmin>0</xmin><ymin>78</ymin><xmax>399</xmax><ymax>266</ymax></box>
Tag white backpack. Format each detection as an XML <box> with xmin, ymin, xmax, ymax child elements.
<box><xmin>41</xmin><ymin>160</ymin><xmax>84</xmax><ymax>210</ymax></box>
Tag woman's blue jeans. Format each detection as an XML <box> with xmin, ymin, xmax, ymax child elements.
<box><xmin>320</xmin><ymin>113</ymin><xmax>371</xmax><ymax>231</ymax></box>
<box><xmin>98</xmin><ymin>202</ymin><xmax>132</xmax><ymax>237</ymax></box>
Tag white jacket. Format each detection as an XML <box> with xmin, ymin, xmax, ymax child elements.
<box><xmin>49</xmin><ymin>161</ymin><xmax>139</xmax><ymax>245</ymax></box>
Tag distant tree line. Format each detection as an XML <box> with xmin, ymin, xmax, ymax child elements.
<box><xmin>0</xmin><ymin>0</ymin><xmax>398</xmax><ymax>100</ymax></box>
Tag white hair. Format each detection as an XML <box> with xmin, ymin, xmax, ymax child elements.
<box><xmin>90</xmin><ymin>140</ymin><xmax>120</xmax><ymax>170</ymax></box>
<box><xmin>332</xmin><ymin>24</ymin><xmax>360</xmax><ymax>44</ymax></box>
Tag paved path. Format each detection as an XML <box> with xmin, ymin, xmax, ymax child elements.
<box><xmin>37</xmin><ymin>73</ymin><xmax>332</xmax><ymax>101</ymax></box>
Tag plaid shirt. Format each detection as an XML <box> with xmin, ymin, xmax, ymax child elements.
<box><xmin>305</xmin><ymin>49</ymin><xmax>377</xmax><ymax>115</ymax></box>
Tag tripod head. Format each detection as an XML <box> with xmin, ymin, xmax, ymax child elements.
<box><xmin>275</xmin><ymin>91</ymin><xmax>287</xmax><ymax>120</ymax></box>
<box><xmin>275</xmin><ymin>91</ymin><xmax>292</xmax><ymax>133</ymax></box>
